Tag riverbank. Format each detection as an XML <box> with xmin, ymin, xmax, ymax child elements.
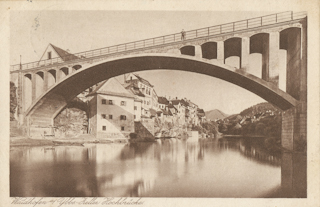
<box><xmin>10</xmin><ymin>136</ymin><xmax>128</xmax><ymax>147</ymax></box>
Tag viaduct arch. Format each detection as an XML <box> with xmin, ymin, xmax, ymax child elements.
<box><xmin>25</xmin><ymin>54</ymin><xmax>299</xmax><ymax>144</ymax></box>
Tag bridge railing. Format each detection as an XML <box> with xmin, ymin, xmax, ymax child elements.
<box><xmin>11</xmin><ymin>11</ymin><xmax>307</xmax><ymax>72</ymax></box>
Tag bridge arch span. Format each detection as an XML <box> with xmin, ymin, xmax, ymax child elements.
<box><xmin>25</xmin><ymin>53</ymin><xmax>297</xmax><ymax>137</ymax></box>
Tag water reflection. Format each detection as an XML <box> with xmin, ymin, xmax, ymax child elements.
<box><xmin>10</xmin><ymin>138</ymin><xmax>302</xmax><ymax>197</ymax></box>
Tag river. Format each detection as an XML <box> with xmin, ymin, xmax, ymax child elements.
<box><xmin>10</xmin><ymin>137</ymin><xmax>284</xmax><ymax>197</ymax></box>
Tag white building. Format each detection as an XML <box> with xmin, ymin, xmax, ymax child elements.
<box><xmin>124</xmin><ymin>73</ymin><xmax>159</xmax><ymax>118</ymax></box>
<box><xmin>87</xmin><ymin>78</ymin><xmax>135</xmax><ymax>139</ymax></box>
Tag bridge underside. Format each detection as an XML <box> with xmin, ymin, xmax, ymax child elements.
<box><xmin>25</xmin><ymin>54</ymin><xmax>297</xmax><ymax>138</ymax></box>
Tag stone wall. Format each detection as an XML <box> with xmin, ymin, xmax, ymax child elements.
<box><xmin>134</xmin><ymin>118</ymin><xmax>154</xmax><ymax>139</ymax></box>
<box><xmin>54</xmin><ymin>107</ymin><xmax>88</xmax><ymax>138</ymax></box>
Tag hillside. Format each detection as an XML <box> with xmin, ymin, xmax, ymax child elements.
<box><xmin>205</xmin><ymin>109</ymin><xmax>228</xmax><ymax>121</ymax></box>
<box><xmin>239</xmin><ymin>102</ymin><xmax>281</xmax><ymax>117</ymax></box>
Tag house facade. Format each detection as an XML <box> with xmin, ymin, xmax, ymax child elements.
<box><xmin>124</xmin><ymin>73</ymin><xmax>159</xmax><ymax>118</ymax></box>
<box><xmin>87</xmin><ymin>78</ymin><xmax>135</xmax><ymax>139</ymax></box>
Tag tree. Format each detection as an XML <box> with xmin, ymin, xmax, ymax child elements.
<box><xmin>10</xmin><ymin>82</ymin><xmax>17</xmax><ymax>121</ymax></box>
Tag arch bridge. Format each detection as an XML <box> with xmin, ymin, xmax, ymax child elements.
<box><xmin>10</xmin><ymin>11</ymin><xmax>307</xmax><ymax>151</ymax></box>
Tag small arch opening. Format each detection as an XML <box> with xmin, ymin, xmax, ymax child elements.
<box><xmin>180</xmin><ymin>46</ymin><xmax>195</xmax><ymax>56</ymax></box>
<box><xmin>201</xmin><ymin>42</ymin><xmax>217</xmax><ymax>60</ymax></box>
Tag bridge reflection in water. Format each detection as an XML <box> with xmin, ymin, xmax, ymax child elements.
<box><xmin>10</xmin><ymin>138</ymin><xmax>306</xmax><ymax>197</ymax></box>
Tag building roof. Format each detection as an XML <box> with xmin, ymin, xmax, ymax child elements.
<box><xmin>50</xmin><ymin>44</ymin><xmax>79</xmax><ymax>61</ymax></box>
<box><xmin>86</xmin><ymin>78</ymin><xmax>135</xmax><ymax>99</ymax></box>
<box><xmin>133</xmin><ymin>73</ymin><xmax>153</xmax><ymax>87</ymax></box>
<box><xmin>149</xmin><ymin>108</ymin><xmax>157</xmax><ymax>117</ymax></box>
<box><xmin>180</xmin><ymin>99</ymin><xmax>190</xmax><ymax>107</ymax></box>
<box><xmin>171</xmin><ymin>99</ymin><xmax>181</xmax><ymax>106</ymax></box>
<box><xmin>158</xmin><ymin>96</ymin><xmax>169</xmax><ymax>105</ymax></box>
<box><xmin>123</xmin><ymin>82</ymin><xmax>145</xmax><ymax>97</ymax></box>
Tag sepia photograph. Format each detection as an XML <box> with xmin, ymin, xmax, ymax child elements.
<box><xmin>1</xmin><ymin>1</ymin><xmax>319</xmax><ymax>206</ymax></box>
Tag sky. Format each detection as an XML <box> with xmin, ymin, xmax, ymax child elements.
<box><xmin>10</xmin><ymin>10</ymin><xmax>283</xmax><ymax>115</ymax></box>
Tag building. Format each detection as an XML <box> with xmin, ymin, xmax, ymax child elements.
<box><xmin>171</xmin><ymin>99</ymin><xmax>186</xmax><ymax>125</ymax></box>
<box><xmin>87</xmin><ymin>78</ymin><xmax>135</xmax><ymax>139</ymax></box>
<box><xmin>39</xmin><ymin>43</ymin><xmax>78</xmax><ymax>64</ymax></box>
<box><xmin>158</xmin><ymin>96</ymin><xmax>169</xmax><ymax>110</ymax></box>
<box><xmin>197</xmin><ymin>108</ymin><xmax>206</xmax><ymax>123</ymax></box>
<box><xmin>124</xmin><ymin>73</ymin><xmax>159</xmax><ymax>118</ymax></box>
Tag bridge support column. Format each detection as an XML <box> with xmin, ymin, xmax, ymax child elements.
<box><xmin>241</xmin><ymin>36</ymin><xmax>250</xmax><ymax>71</ymax></box>
<box><xmin>17</xmin><ymin>70</ymin><xmax>24</xmax><ymax>125</ymax></box>
<box><xmin>31</xmin><ymin>73</ymin><xmax>37</xmax><ymax>102</ymax></box>
<box><xmin>68</xmin><ymin>67</ymin><xmax>73</xmax><ymax>75</ymax></box>
<box><xmin>269</xmin><ymin>31</ymin><xmax>280</xmax><ymax>86</ymax></box>
<box><xmin>194</xmin><ymin>45</ymin><xmax>202</xmax><ymax>58</ymax></box>
<box><xmin>282</xmin><ymin>102</ymin><xmax>307</xmax><ymax>152</ymax></box>
<box><xmin>261</xmin><ymin>35</ymin><xmax>270</xmax><ymax>81</ymax></box>
<box><xmin>43</xmin><ymin>70</ymin><xmax>49</xmax><ymax>91</ymax></box>
<box><xmin>217</xmin><ymin>41</ymin><xmax>224</xmax><ymax>64</ymax></box>
<box><xmin>281</xmin><ymin>152</ymin><xmax>307</xmax><ymax>197</ymax></box>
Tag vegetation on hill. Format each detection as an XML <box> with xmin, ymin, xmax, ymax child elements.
<box><xmin>240</xmin><ymin>102</ymin><xmax>281</xmax><ymax>117</ymax></box>
<box><xmin>191</xmin><ymin>121</ymin><xmax>220</xmax><ymax>138</ymax></box>
<box><xmin>205</xmin><ymin>109</ymin><xmax>228</xmax><ymax>121</ymax></box>
<box><xmin>218</xmin><ymin>102</ymin><xmax>284</xmax><ymax>152</ymax></box>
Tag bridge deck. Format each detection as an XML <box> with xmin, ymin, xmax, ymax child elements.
<box><xmin>10</xmin><ymin>11</ymin><xmax>306</xmax><ymax>72</ymax></box>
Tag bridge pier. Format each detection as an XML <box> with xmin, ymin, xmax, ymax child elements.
<box><xmin>194</xmin><ymin>45</ymin><xmax>202</xmax><ymax>58</ymax></box>
<box><xmin>269</xmin><ymin>31</ymin><xmax>280</xmax><ymax>86</ymax></box>
<box><xmin>282</xmin><ymin>102</ymin><xmax>307</xmax><ymax>151</ymax></box>
<box><xmin>281</xmin><ymin>17</ymin><xmax>307</xmax><ymax>152</ymax></box>
<box><xmin>241</xmin><ymin>36</ymin><xmax>250</xmax><ymax>71</ymax></box>
<box><xmin>217</xmin><ymin>41</ymin><xmax>224</xmax><ymax>64</ymax></box>
<box><xmin>281</xmin><ymin>151</ymin><xmax>307</xmax><ymax>197</ymax></box>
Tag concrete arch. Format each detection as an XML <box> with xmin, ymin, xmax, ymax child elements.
<box><xmin>249</xmin><ymin>33</ymin><xmax>270</xmax><ymax>80</ymax></box>
<box><xmin>59</xmin><ymin>67</ymin><xmax>69</xmax><ymax>80</ymax></box>
<box><xmin>72</xmin><ymin>64</ymin><xmax>82</xmax><ymax>71</ymax></box>
<box><xmin>180</xmin><ymin>46</ymin><xmax>195</xmax><ymax>56</ymax></box>
<box><xmin>26</xmin><ymin>54</ymin><xmax>295</xmax><ymax>118</ymax></box>
<box><xmin>224</xmin><ymin>37</ymin><xmax>242</xmax><ymax>59</ymax></box>
<box><xmin>201</xmin><ymin>42</ymin><xmax>217</xmax><ymax>60</ymax></box>
<box><xmin>35</xmin><ymin>71</ymin><xmax>44</xmax><ymax>99</ymax></box>
<box><xmin>249</xmin><ymin>33</ymin><xmax>269</xmax><ymax>54</ymax></box>
<box><xmin>47</xmin><ymin>69</ymin><xmax>56</xmax><ymax>88</ymax></box>
<box><xmin>279</xmin><ymin>27</ymin><xmax>302</xmax><ymax>100</ymax></box>
<box><xmin>279</xmin><ymin>27</ymin><xmax>301</xmax><ymax>50</ymax></box>
<box><xmin>25</xmin><ymin>54</ymin><xmax>298</xmax><ymax>137</ymax></box>
<box><xmin>224</xmin><ymin>37</ymin><xmax>242</xmax><ymax>68</ymax></box>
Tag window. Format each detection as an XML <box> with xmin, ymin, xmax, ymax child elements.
<box><xmin>144</xmin><ymin>100</ymin><xmax>146</xmax><ymax>104</ymax></box>
<box><xmin>48</xmin><ymin>52</ymin><xmax>52</xmax><ymax>59</ymax></box>
<box><xmin>134</xmin><ymin>115</ymin><xmax>136</xmax><ymax>119</ymax></box>
<box><xmin>121</xmin><ymin>126</ymin><xmax>125</xmax><ymax>131</ymax></box>
<box><xmin>134</xmin><ymin>106</ymin><xmax>137</xmax><ymax>110</ymax></box>
<box><xmin>102</xmin><ymin>126</ymin><xmax>106</xmax><ymax>131</ymax></box>
<box><xmin>101</xmin><ymin>114</ymin><xmax>106</xmax><ymax>119</ymax></box>
<box><xmin>109</xmin><ymin>100</ymin><xmax>113</xmax><ymax>105</ymax></box>
<box><xmin>120</xmin><ymin>115</ymin><xmax>126</xmax><ymax>120</ymax></box>
<box><xmin>121</xmin><ymin>101</ymin><xmax>126</xmax><ymax>106</ymax></box>
<box><xmin>109</xmin><ymin>115</ymin><xmax>113</xmax><ymax>119</ymax></box>
<box><xmin>102</xmin><ymin>99</ymin><xmax>107</xmax><ymax>105</ymax></box>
